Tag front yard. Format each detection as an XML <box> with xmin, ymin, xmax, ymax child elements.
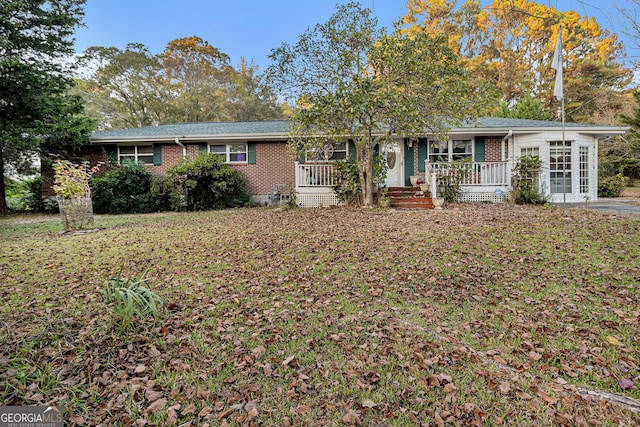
<box><xmin>1</xmin><ymin>205</ymin><xmax>639</xmax><ymax>426</ymax></box>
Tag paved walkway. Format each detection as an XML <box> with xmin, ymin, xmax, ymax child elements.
<box><xmin>560</xmin><ymin>198</ymin><xmax>640</xmax><ymax>215</ymax></box>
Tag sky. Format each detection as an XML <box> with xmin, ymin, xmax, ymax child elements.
<box><xmin>73</xmin><ymin>0</ymin><xmax>639</xmax><ymax>71</ymax></box>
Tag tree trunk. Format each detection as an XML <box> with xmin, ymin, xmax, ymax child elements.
<box><xmin>0</xmin><ymin>145</ymin><xmax>7</xmax><ymax>216</ymax></box>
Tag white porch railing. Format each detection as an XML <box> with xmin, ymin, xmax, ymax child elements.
<box><xmin>428</xmin><ymin>161</ymin><xmax>510</xmax><ymax>186</ymax></box>
<box><xmin>425</xmin><ymin>161</ymin><xmax>510</xmax><ymax>198</ymax></box>
<box><xmin>295</xmin><ymin>162</ymin><xmax>337</xmax><ymax>187</ymax></box>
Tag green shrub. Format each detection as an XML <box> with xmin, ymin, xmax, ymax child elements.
<box><xmin>167</xmin><ymin>153</ymin><xmax>249</xmax><ymax>211</ymax></box>
<box><xmin>149</xmin><ymin>174</ymin><xmax>174</xmax><ymax>212</ymax></box>
<box><xmin>511</xmin><ymin>155</ymin><xmax>547</xmax><ymax>205</ymax></box>
<box><xmin>436</xmin><ymin>160</ymin><xmax>470</xmax><ymax>203</ymax></box>
<box><xmin>332</xmin><ymin>159</ymin><xmax>362</xmax><ymax>206</ymax></box>
<box><xmin>90</xmin><ymin>161</ymin><xmax>156</xmax><ymax>214</ymax></box>
<box><xmin>598</xmin><ymin>173</ymin><xmax>629</xmax><ymax>198</ymax></box>
<box><xmin>5</xmin><ymin>177</ymin><xmax>57</xmax><ymax>213</ymax></box>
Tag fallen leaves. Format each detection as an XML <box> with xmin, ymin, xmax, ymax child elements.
<box><xmin>1</xmin><ymin>206</ymin><xmax>639</xmax><ymax>425</ymax></box>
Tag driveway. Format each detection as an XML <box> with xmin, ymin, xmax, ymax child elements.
<box><xmin>560</xmin><ymin>198</ymin><xmax>640</xmax><ymax>215</ymax></box>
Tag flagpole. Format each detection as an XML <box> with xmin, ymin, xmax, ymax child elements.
<box><xmin>552</xmin><ymin>27</ymin><xmax>566</xmax><ymax>208</ymax></box>
<box><xmin>561</xmin><ymin>91</ymin><xmax>566</xmax><ymax>209</ymax></box>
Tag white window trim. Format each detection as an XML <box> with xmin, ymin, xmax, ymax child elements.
<box><xmin>428</xmin><ymin>139</ymin><xmax>473</xmax><ymax>163</ymax></box>
<box><xmin>548</xmin><ymin>140</ymin><xmax>573</xmax><ymax>194</ymax></box>
<box><xmin>117</xmin><ymin>145</ymin><xmax>154</xmax><ymax>165</ymax></box>
<box><xmin>208</xmin><ymin>142</ymin><xmax>248</xmax><ymax>164</ymax></box>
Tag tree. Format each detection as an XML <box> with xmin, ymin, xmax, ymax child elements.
<box><xmin>0</xmin><ymin>0</ymin><xmax>93</xmax><ymax>215</ymax></box>
<box><xmin>226</xmin><ymin>58</ymin><xmax>285</xmax><ymax>122</ymax></box>
<box><xmin>78</xmin><ymin>38</ymin><xmax>284</xmax><ymax>129</ymax></box>
<box><xmin>79</xmin><ymin>44</ymin><xmax>169</xmax><ymax>129</ymax></box>
<box><xmin>494</xmin><ymin>94</ymin><xmax>555</xmax><ymax>120</ymax></box>
<box><xmin>267</xmin><ymin>1</ymin><xmax>481</xmax><ymax>207</ymax></box>
<box><xmin>401</xmin><ymin>0</ymin><xmax>632</xmax><ymax>123</ymax></box>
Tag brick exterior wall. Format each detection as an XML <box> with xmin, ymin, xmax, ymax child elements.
<box><xmin>485</xmin><ymin>137</ymin><xmax>505</xmax><ymax>162</ymax></box>
<box><xmin>150</xmin><ymin>142</ymin><xmax>295</xmax><ymax>195</ymax></box>
<box><xmin>41</xmin><ymin>146</ymin><xmax>109</xmax><ymax>197</ymax></box>
<box><xmin>42</xmin><ymin>141</ymin><xmax>295</xmax><ymax>198</ymax></box>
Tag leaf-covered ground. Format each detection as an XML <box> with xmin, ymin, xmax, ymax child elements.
<box><xmin>1</xmin><ymin>205</ymin><xmax>639</xmax><ymax>426</ymax></box>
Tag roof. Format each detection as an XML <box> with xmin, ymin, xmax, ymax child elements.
<box><xmin>91</xmin><ymin>121</ymin><xmax>290</xmax><ymax>142</ymax></box>
<box><xmin>91</xmin><ymin>118</ymin><xmax>627</xmax><ymax>143</ymax></box>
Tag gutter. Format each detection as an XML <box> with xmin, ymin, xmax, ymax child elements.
<box><xmin>175</xmin><ymin>137</ymin><xmax>187</xmax><ymax>159</ymax></box>
<box><xmin>500</xmin><ymin>130</ymin><xmax>512</xmax><ymax>162</ymax></box>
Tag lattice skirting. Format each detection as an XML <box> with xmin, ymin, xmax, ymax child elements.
<box><xmin>458</xmin><ymin>192</ymin><xmax>510</xmax><ymax>203</ymax></box>
<box><xmin>296</xmin><ymin>192</ymin><xmax>342</xmax><ymax>208</ymax></box>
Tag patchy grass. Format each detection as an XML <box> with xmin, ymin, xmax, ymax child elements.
<box><xmin>1</xmin><ymin>205</ymin><xmax>639</xmax><ymax>426</ymax></box>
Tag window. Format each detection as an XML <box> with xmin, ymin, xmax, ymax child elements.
<box><xmin>429</xmin><ymin>140</ymin><xmax>472</xmax><ymax>162</ymax></box>
<box><xmin>579</xmin><ymin>146</ymin><xmax>589</xmax><ymax>193</ymax></box>
<box><xmin>306</xmin><ymin>141</ymin><xmax>348</xmax><ymax>162</ymax></box>
<box><xmin>549</xmin><ymin>141</ymin><xmax>572</xmax><ymax>194</ymax></box>
<box><xmin>429</xmin><ymin>141</ymin><xmax>448</xmax><ymax>162</ymax></box>
<box><xmin>521</xmin><ymin>146</ymin><xmax>540</xmax><ymax>158</ymax></box>
<box><xmin>118</xmin><ymin>145</ymin><xmax>153</xmax><ymax>165</ymax></box>
<box><xmin>208</xmin><ymin>143</ymin><xmax>248</xmax><ymax>163</ymax></box>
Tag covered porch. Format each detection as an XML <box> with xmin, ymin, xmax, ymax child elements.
<box><xmin>294</xmin><ymin>160</ymin><xmax>511</xmax><ymax>207</ymax></box>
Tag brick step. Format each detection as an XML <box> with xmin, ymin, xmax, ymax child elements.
<box><xmin>386</xmin><ymin>187</ymin><xmax>431</xmax><ymax>199</ymax></box>
<box><xmin>389</xmin><ymin>197</ymin><xmax>434</xmax><ymax>209</ymax></box>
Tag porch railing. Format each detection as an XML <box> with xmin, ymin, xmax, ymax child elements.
<box><xmin>295</xmin><ymin>162</ymin><xmax>336</xmax><ymax>187</ymax></box>
<box><xmin>427</xmin><ymin>161</ymin><xmax>510</xmax><ymax>187</ymax></box>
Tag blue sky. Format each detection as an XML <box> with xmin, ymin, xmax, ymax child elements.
<box><xmin>74</xmin><ymin>1</ymin><xmax>638</xmax><ymax>71</ymax></box>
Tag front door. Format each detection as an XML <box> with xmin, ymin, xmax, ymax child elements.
<box><xmin>384</xmin><ymin>142</ymin><xmax>403</xmax><ymax>187</ymax></box>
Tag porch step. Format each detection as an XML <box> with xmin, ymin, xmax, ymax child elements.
<box><xmin>383</xmin><ymin>186</ymin><xmax>434</xmax><ymax>210</ymax></box>
<box><xmin>389</xmin><ymin>197</ymin><xmax>434</xmax><ymax>209</ymax></box>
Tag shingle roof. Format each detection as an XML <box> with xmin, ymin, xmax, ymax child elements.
<box><xmin>470</xmin><ymin>117</ymin><xmax>603</xmax><ymax>128</ymax></box>
<box><xmin>92</xmin><ymin>121</ymin><xmax>290</xmax><ymax>140</ymax></box>
<box><xmin>91</xmin><ymin>118</ymin><xmax>626</xmax><ymax>142</ymax></box>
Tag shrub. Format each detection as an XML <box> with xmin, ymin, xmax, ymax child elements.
<box><xmin>149</xmin><ymin>174</ymin><xmax>174</xmax><ymax>212</ymax></box>
<box><xmin>511</xmin><ymin>155</ymin><xmax>547</xmax><ymax>205</ymax></box>
<box><xmin>436</xmin><ymin>159</ymin><xmax>470</xmax><ymax>203</ymax></box>
<box><xmin>167</xmin><ymin>153</ymin><xmax>249</xmax><ymax>211</ymax></box>
<box><xmin>90</xmin><ymin>160</ymin><xmax>156</xmax><ymax>214</ymax></box>
<box><xmin>598</xmin><ymin>173</ymin><xmax>629</xmax><ymax>198</ymax></box>
<box><xmin>332</xmin><ymin>159</ymin><xmax>362</xmax><ymax>206</ymax></box>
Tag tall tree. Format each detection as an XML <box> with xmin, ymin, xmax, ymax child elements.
<box><xmin>162</xmin><ymin>36</ymin><xmax>231</xmax><ymax>123</ymax></box>
<box><xmin>226</xmin><ymin>58</ymin><xmax>285</xmax><ymax>122</ymax></box>
<box><xmin>267</xmin><ymin>1</ymin><xmax>481</xmax><ymax>207</ymax></box>
<box><xmin>493</xmin><ymin>94</ymin><xmax>555</xmax><ymax>120</ymax></box>
<box><xmin>79</xmin><ymin>44</ymin><xmax>169</xmax><ymax>129</ymax></box>
<box><xmin>0</xmin><ymin>0</ymin><xmax>93</xmax><ymax>215</ymax></box>
<box><xmin>402</xmin><ymin>0</ymin><xmax>632</xmax><ymax>122</ymax></box>
<box><xmin>78</xmin><ymin>38</ymin><xmax>284</xmax><ymax>129</ymax></box>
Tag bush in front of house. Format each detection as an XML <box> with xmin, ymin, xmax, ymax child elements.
<box><xmin>90</xmin><ymin>160</ymin><xmax>156</xmax><ymax>214</ymax></box>
<box><xmin>167</xmin><ymin>153</ymin><xmax>250</xmax><ymax>211</ymax></box>
<box><xmin>598</xmin><ymin>173</ymin><xmax>629</xmax><ymax>198</ymax></box>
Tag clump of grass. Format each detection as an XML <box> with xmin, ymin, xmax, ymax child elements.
<box><xmin>100</xmin><ymin>269</ymin><xmax>164</xmax><ymax>328</ymax></box>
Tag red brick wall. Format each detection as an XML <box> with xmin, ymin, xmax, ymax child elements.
<box><xmin>235</xmin><ymin>142</ymin><xmax>295</xmax><ymax>194</ymax></box>
<box><xmin>485</xmin><ymin>137</ymin><xmax>505</xmax><ymax>162</ymax></box>
<box><xmin>43</xmin><ymin>141</ymin><xmax>296</xmax><ymax>198</ymax></box>
<box><xmin>150</xmin><ymin>142</ymin><xmax>295</xmax><ymax>195</ymax></box>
